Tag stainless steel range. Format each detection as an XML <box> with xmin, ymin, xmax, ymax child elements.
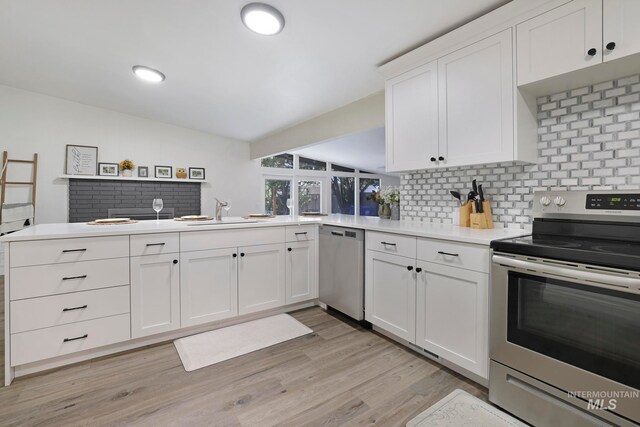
<box><xmin>489</xmin><ymin>190</ymin><xmax>640</xmax><ymax>427</ymax></box>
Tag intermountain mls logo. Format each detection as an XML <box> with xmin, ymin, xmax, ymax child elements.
<box><xmin>568</xmin><ymin>390</ymin><xmax>640</xmax><ymax>411</ymax></box>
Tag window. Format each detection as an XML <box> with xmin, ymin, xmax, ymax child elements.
<box><xmin>298</xmin><ymin>180</ymin><xmax>322</xmax><ymax>213</ymax></box>
<box><xmin>299</xmin><ymin>156</ymin><xmax>326</xmax><ymax>171</ymax></box>
<box><xmin>261</xmin><ymin>154</ymin><xmax>293</xmax><ymax>169</ymax></box>
<box><xmin>331</xmin><ymin>176</ymin><xmax>355</xmax><ymax>214</ymax></box>
<box><xmin>264</xmin><ymin>178</ymin><xmax>291</xmax><ymax>215</ymax></box>
<box><xmin>359</xmin><ymin>178</ymin><xmax>380</xmax><ymax>216</ymax></box>
<box><xmin>331</xmin><ymin>163</ymin><xmax>355</xmax><ymax>173</ymax></box>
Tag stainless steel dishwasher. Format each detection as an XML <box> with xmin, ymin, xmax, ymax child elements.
<box><xmin>319</xmin><ymin>225</ymin><xmax>365</xmax><ymax>321</ymax></box>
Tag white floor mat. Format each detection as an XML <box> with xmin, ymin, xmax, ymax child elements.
<box><xmin>407</xmin><ymin>389</ymin><xmax>527</xmax><ymax>427</ymax></box>
<box><xmin>174</xmin><ymin>314</ymin><xmax>313</xmax><ymax>372</ymax></box>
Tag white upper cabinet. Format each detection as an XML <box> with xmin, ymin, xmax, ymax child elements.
<box><xmin>603</xmin><ymin>0</ymin><xmax>640</xmax><ymax>62</ymax></box>
<box><xmin>385</xmin><ymin>61</ymin><xmax>439</xmax><ymax>172</ymax></box>
<box><xmin>438</xmin><ymin>29</ymin><xmax>514</xmax><ymax>167</ymax></box>
<box><xmin>517</xmin><ymin>0</ymin><xmax>603</xmax><ymax>85</ymax></box>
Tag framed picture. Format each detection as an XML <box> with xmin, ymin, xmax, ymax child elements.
<box><xmin>155</xmin><ymin>165</ymin><xmax>172</xmax><ymax>179</ymax></box>
<box><xmin>189</xmin><ymin>167</ymin><xmax>205</xmax><ymax>180</ymax></box>
<box><xmin>98</xmin><ymin>162</ymin><xmax>118</xmax><ymax>176</ymax></box>
<box><xmin>138</xmin><ymin>166</ymin><xmax>148</xmax><ymax>178</ymax></box>
<box><xmin>65</xmin><ymin>145</ymin><xmax>98</xmax><ymax>175</ymax></box>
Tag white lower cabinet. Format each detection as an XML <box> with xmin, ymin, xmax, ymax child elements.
<box><xmin>180</xmin><ymin>249</ymin><xmax>238</xmax><ymax>327</ymax></box>
<box><xmin>286</xmin><ymin>240</ymin><xmax>318</xmax><ymax>304</ymax></box>
<box><xmin>415</xmin><ymin>261</ymin><xmax>488</xmax><ymax>378</ymax></box>
<box><xmin>365</xmin><ymin>250</ymin><xmax>416</xmax><ymax>342</ymax></box>
<box><xmin>131</xmin><ymin>253</ymin><xmax>181</xmax><ymax>338</ymax></box>
<box><xmin>238</xmin><ymin>243</ymin><xmax>286</xmax><ymax>315</ymax></box>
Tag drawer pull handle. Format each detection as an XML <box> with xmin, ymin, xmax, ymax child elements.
<box><xmin>146</xmin><ymin>243</ymin><xmax>166</xmax><ymax>247</ymax></box>
<box><xmin>381</xmin><ymin>242</ymin><xmax>397</xmax><ymax>246</ymax></box>
<box><xmin>438</xmin><ymin>251</ymin><xmax>459</xmax><ymax>257</ymax></box>
<box><xmin>416</xmin><ymin>267</ymin><xmax>422</xmax><ymax>273</ymax></box>
<box><xmin>407</xmin><ymin>266</ymin><xmax>413</xmax><ymax>271</ymax></box>
<box><xmin>331</xmin><ymin>231</ymin><xmax>343</xmax><ymax>236</ymax></box>
<box><xmin>63</xmin><ymin>334</ymin><xmax>88</xmax><ymax>343</ymax></box>
<box><xmin>62</xmin><ymin>275</ymin><xmax>87</xmax><ymax>281</ymax></box>
<box><xmin>63</xmin><ymin>305</ymin><xmax>88</xmax><ymax>312</ymax></box>
<box><xmin>294</xmin><ymin>232</ymin><xmax>308</xmax><ymax>235</ymax></box>
<box><xmin>62</xmin><ymin>249</ymin><xmax>87</xmax><ymax>253</ymax></box>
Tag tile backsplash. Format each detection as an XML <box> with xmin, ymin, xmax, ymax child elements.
<box><xmin>400</xmin><ymin>73</ymin><xmax>640</xmax><ymax>229</ymax></box>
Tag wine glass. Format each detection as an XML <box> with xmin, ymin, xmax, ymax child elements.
<box><xmin>286</xmin><ymin>198</ymin><xmax>293</xmax><ymax>216</ymax></box>
<box><xmin>152</xmin><ymin>198</ymin><xmax>163</xmax><ymax>222</ymax></box>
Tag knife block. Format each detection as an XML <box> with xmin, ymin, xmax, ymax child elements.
<box><xmin>482</xmin><ymin>200</ymin><xmax>494</xmax><ymax>229</ymax></box>
<box><xmin>459</xmin><ymin>202</ymin><xmax>472</xmax><ymax>227</ymax></box>
<box><xmin>470</xmin><ymin>213</ymin><xmax>489</xmax><ymax>229</ymax></box>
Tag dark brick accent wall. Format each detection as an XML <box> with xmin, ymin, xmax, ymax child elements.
<box><xmin>69</xmin><ymin>179</ymin><xmax>201</xmax><ymax>223</ymax></box>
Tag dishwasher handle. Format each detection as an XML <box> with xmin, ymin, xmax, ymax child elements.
<box><xmin>331</xmin><ymin>231</ymin><xmax>344</xmax><ymax>237</ymax></box>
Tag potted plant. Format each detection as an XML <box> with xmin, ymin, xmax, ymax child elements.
<box><xmin>119</xmin><ymin>159</ymin><xmax>135</xmax><ymax>177</ymax></box>
<box><xmin>367</xmin><ymin>186</ymin><xmax>400</xmax><ymax>219</ymax></box>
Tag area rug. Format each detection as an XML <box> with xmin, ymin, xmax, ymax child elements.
<box><xmin>407</xmin><ymin>389</ymin><xmax>527</xmax><ymax>427</ymax></box>
<box><xmin>174</xmin><ymin>314</ymin><xmax>313</xmax><ymax>372</ymax></box>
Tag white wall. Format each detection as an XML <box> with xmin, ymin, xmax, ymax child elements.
<box><xmin>0</xmin><ymin>85</ymin><xmax>263</xmax><ymax>224</ymax></box>
<box><xmin>250</xmin><ymin>91</ymin><xmax>385</xmax><ymax>159</ymax></box>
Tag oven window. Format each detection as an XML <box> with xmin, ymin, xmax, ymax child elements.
<box><xmin>507</xmin><ymin>272</ymin><xmax>640</xmax><ymax>389</ymax></box>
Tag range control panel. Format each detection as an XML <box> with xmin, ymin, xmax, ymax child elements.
<box><xmin>532</xmin><ymin>190</ymin><xmax>640</xmax><ymax>221</ymax></box>
<box><xmin>586</xmin><ymin>194</ymin><xmax>640</xmax><ymax>210</ymax></box>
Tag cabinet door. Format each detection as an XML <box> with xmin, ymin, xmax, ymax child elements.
<box><xmin>415</xmin><ymin>261</ymin><xmax>488</xmax><ymax>378</ymax></box>
<box><xmin>517</xmin><ymin>0</ymin><xmax>602</xmax><ymax>85</ymax></box>
<box><xmin>603</xmin><ymin>0</ymin><xmax>640</xmax><ymax>62</ymax></box>
<box><xmin>238</xmin><ymin>243</ymin><xmax>286</xmax><ymax>315</ymax></box>
<box><xmin>130</xmin><ymin>254</ymin><xmax>180</xmax><ymax>338</ymax></box>
<box><xmin>385</xmin><ymin>60</ymin><xmax>439</xmax><ymax>172</ymax></box>
<box><xmin>438</xmin><ymin>29</ymin><xmax>514</xmax><ymax>168</ymax></box>
<box><xmin>286</xmin><ymin>240</ymin><xmax>318</xmax><ymax>304</ymax></box>
<box><xmin>365</xmin><ymin>251</ymin><xmax>416</xmax><ymax>342</ymax></box>
<box><xmin>180</xmin><ymin>249</ymin><xmax>238</xmax><ymax>327</ymax></box>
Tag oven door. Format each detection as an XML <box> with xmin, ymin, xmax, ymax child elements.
<box><xmin>490</xmin><ymin>253</ymin><xmax>640</xmax><ymax>422</ymax></box>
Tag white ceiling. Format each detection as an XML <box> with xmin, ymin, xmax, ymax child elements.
<box><xmin>0</xmin><ymin>0</ymin><xmax>510</xmax><ymax>141</ymax></box>
<box><xmin>290</xmin><ymin>127</ymin><xmax>388</xmax><ymax>173</ymax></box>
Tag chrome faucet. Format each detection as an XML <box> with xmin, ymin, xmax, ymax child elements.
<box><xmin>215</xmin><ymin>198</ymin><xmax>229</xmax><ymax>221</ymax></box>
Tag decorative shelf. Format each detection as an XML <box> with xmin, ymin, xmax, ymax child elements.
<box><xmin>58</xmin><ymin>174</ymin><xmax>207</xmax><ymax>183</ymax></box>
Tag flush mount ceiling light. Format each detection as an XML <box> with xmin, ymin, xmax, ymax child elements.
<box><xmin>241</xmin><ymin>3</ymin><xmax>285</xmax><ymax>36</ymax></box>
<box><xmin>132</xmin><ymin>65</ymin><xmax>166</xmax><ymax>83</ymax></box>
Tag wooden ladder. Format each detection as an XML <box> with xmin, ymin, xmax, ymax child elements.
<box><xmin>0</xmin><ymin>151</ymin><xmax>39</xmax><ymax>224</ymax></box>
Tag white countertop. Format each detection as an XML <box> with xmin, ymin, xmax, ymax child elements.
<box><xmin>0</xmin><ymin>215</ymin><xmax>531</xmax><ymax>246</ymax></box>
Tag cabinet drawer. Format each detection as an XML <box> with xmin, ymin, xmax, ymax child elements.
<box><xmin>11</xmin><ymin>314</ymin><xmax>130</xmax><ymax>366</ymax></box>
<box><xmin>10</xmin><ymin>257</ymin><xmax>130</xmax><ymax>300</ymax></box>
<box><xmin>366</xmin><ymin>231</ymin><xmax>416</xmax><ymax>259</ymax></box>
<box><xmin>417</xmin><ymin>238</ymin><xmax>489</xmax><ymax>273</ymax></box>
<box><xmin>10</xmin><ymin>235</ymin><xmax>129</xmax><ymax>268</ymax></box>
<box><xmin>181</xmin><ymin>227</ymin><xmax>285</xmax><ymax>252</ymax></box>
<box><xmin>285</xmin><ymin>225</ymin><xmax>317</xmax><ymax>242</ymax></box>
<box><xmin>130</xmin><ymin>233</ymin><xmax>179</xmax><ymax>256</ymax></box>
<box><xmin>10</xmin><ymin>286</ymin><xmax>130</xmax><ymax>334</ymax></box>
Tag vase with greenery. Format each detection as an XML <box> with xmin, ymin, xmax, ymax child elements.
<box><xmin>368</xmin><ymin>186</ymin><xmax>400</xmax><ymax>220</ymax></box>
<box><xmin>119</xmin><ymin>159</ymin><xmax>135</xmax><ymax>177</ymax></box>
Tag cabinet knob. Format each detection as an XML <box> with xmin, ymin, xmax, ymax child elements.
<box><xmin>288</xmin><ymin>248</ymin><xmax>292</xmax><ymax>252</ymax></box>
<box><xmin>240</xmin><ymin>253</ymin><xmax>245</xmax><ymax>257</ymax></box>
<box><xmin>606</xmin><ymin>41</ymin><xmax>616</xmax><ymax>51</ymax></box>
<box><xmin>232</xmin><ymin>253</ymin><xmax>237</xmax><ymax>258</ymax></box>
<box><xmin>407</xmin><ymin>266</ymin><xmax>413</xmax><ymax>271</ymax></box>
<box><xmin>587</xmin><ymin>48</ymin><xmax>597</xmax><ymax>56</ymax></box>
<box><xmin>415</xmin><ymin>267</ymin><xmax>422</xmax><ymax>273</ymax></box>
<box><xmin>173</xmin><ymin>259</ymin><xmax>178</xmax><ymax>264</ymax></box>
<box><xmin>438</xmin><ymin>156</ymin><xmax>444</xmax><ymax>161</ymax></box>
<box><xmin>430</xmin><ymin>157</ymin><xmax>437</xmax><ymax>162</ymax></box>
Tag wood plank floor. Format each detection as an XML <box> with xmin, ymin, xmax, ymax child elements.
<box><xmin>0</xmin><ymin>278</ymin><xmax>485</xmax><ymax>426</ymax></box>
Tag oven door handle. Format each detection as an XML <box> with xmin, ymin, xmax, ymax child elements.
<box><xmin>492</xmin><ymin>255</ymin><xmax>640</xmax><ymax>291</ymax></box>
